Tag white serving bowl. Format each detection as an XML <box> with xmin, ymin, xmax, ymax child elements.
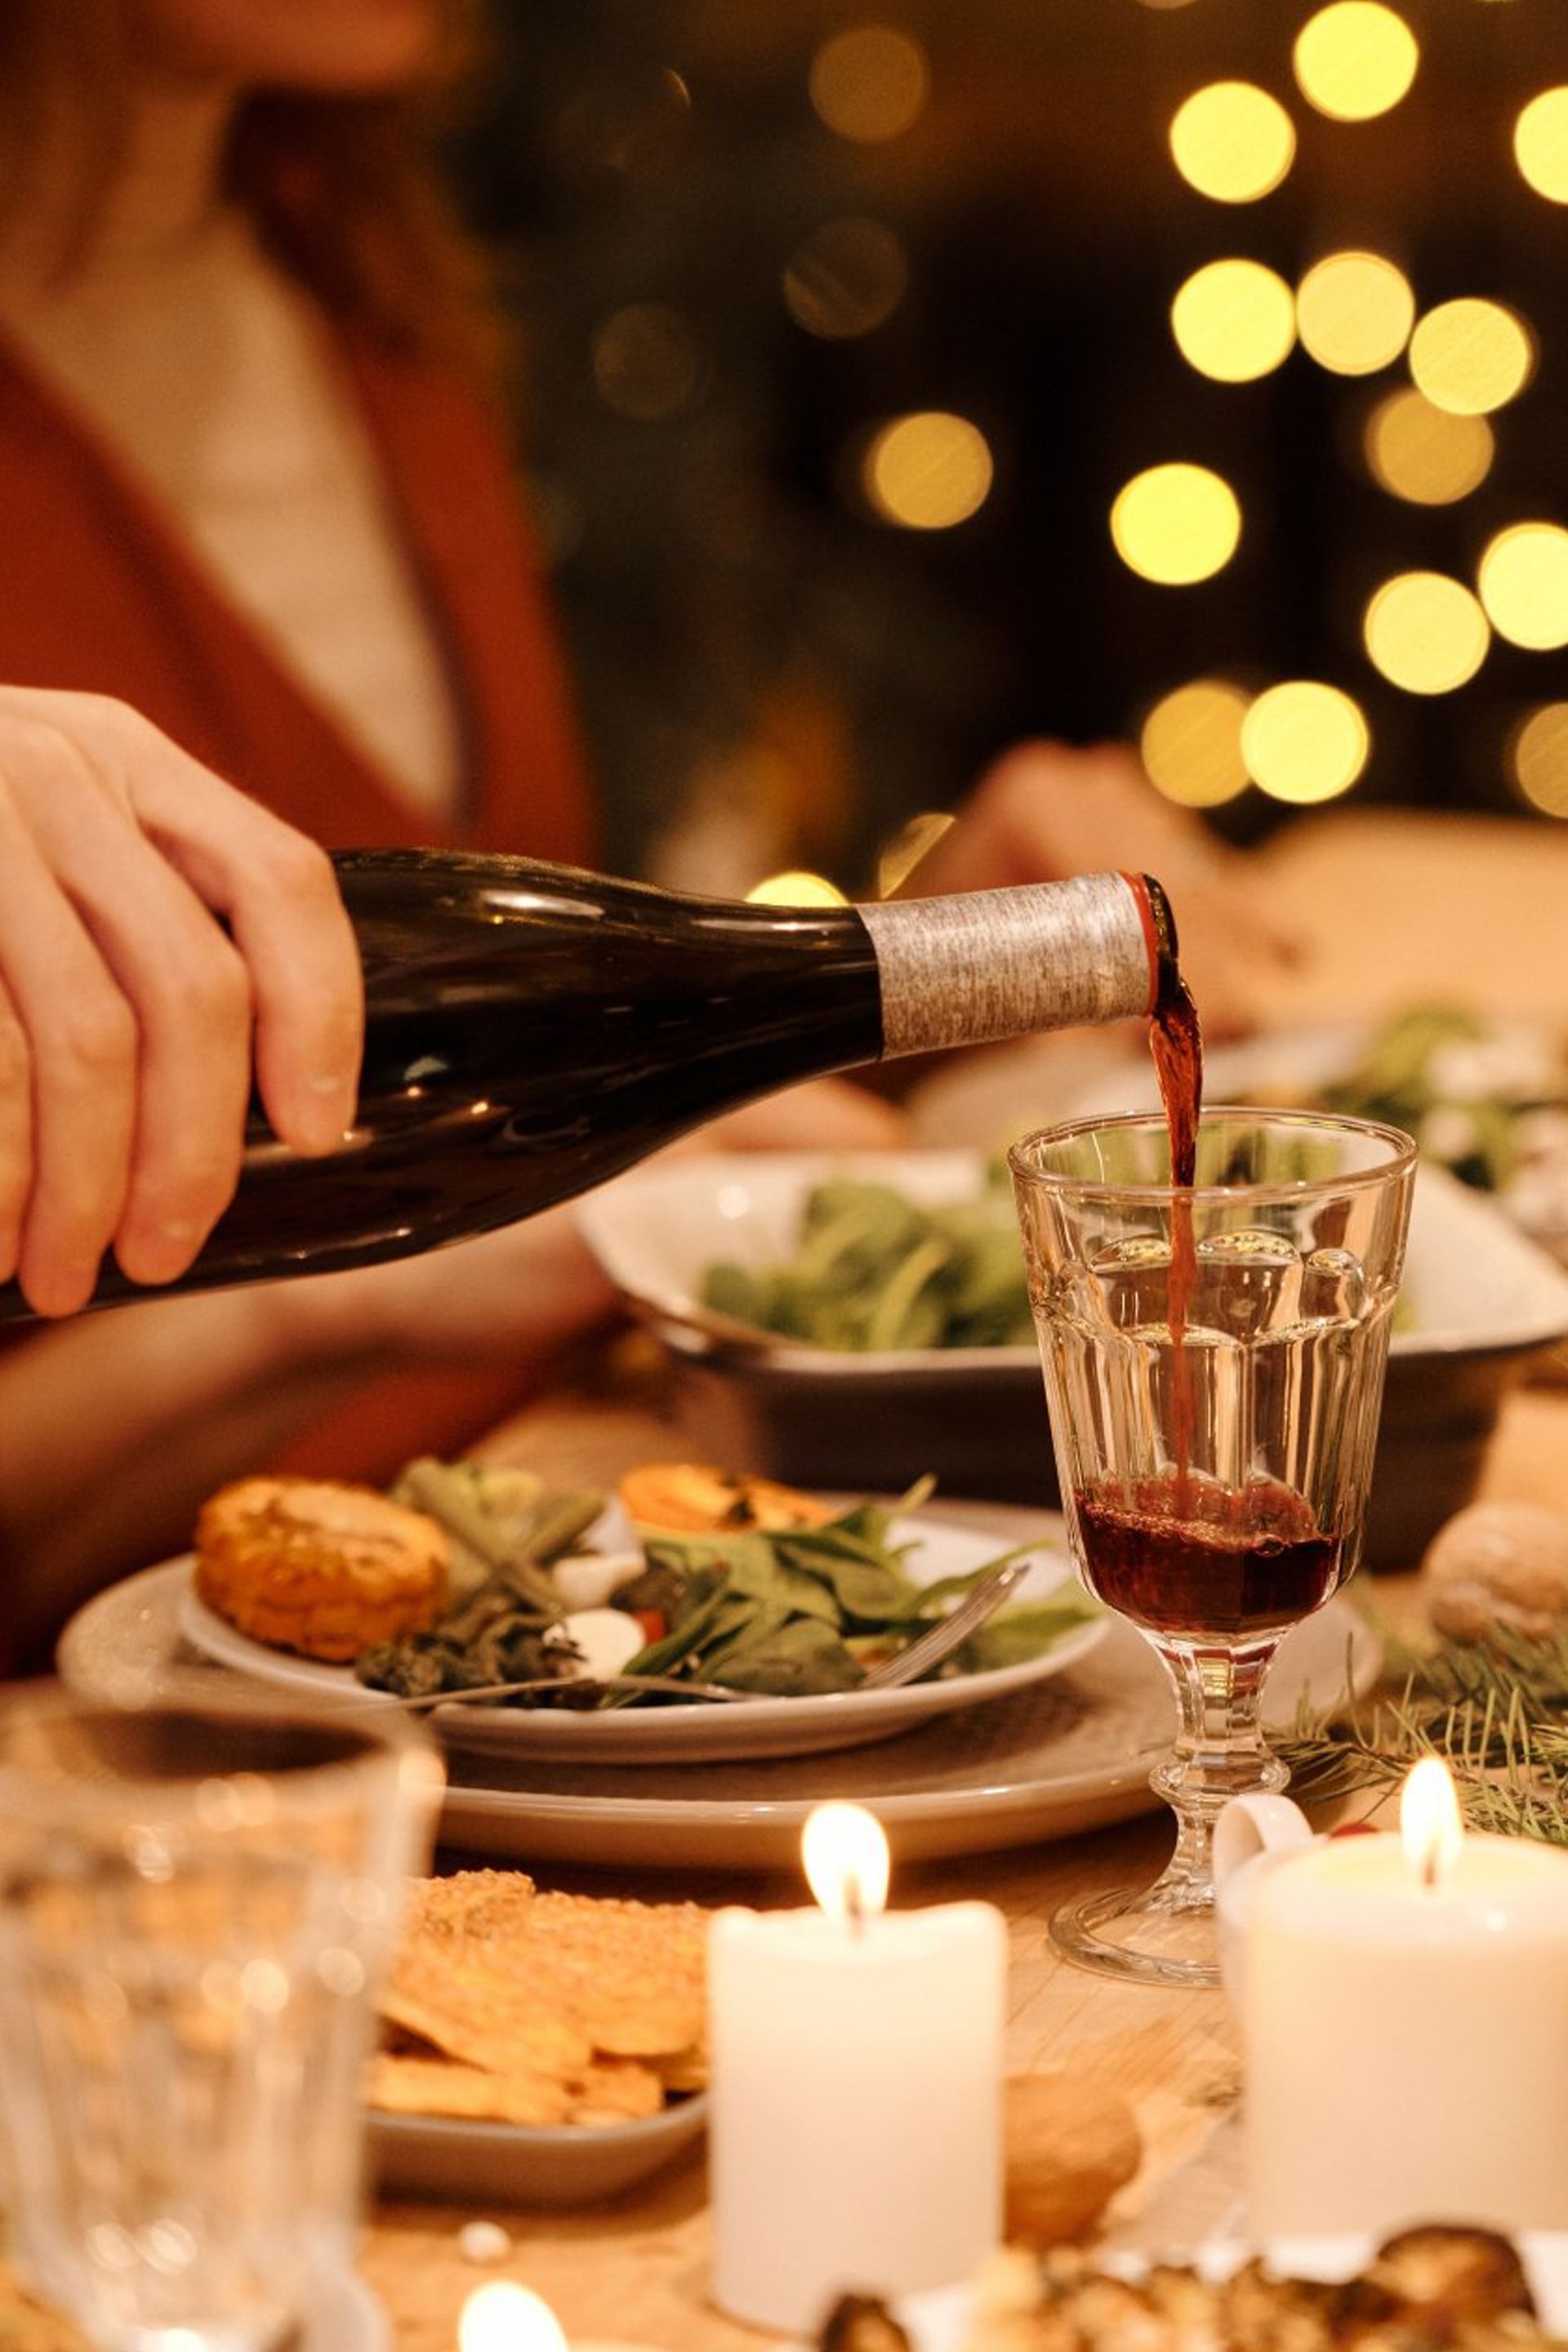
<box><xmin>579</xmin><ymin>1147</ymin><xmax>1568</xmax><ymax>1570</ymax></box>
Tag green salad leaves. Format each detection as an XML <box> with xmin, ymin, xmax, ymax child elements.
<box><xmin>702</xmin><ymin>1171</ymin><xmax>1035</xmax><ymax>1352</ymax></box>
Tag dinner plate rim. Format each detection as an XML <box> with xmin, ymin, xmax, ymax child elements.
<box><xmin>436</xmin><ymin>1598</ymin><xmax>1365</xmax><ymax>1829</ymax></box>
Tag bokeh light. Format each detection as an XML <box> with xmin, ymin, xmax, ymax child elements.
<box><xmin>1139</xmin><ymin>679</ymin><xmax>1253</xmax><ymax>807</ymax></box>
<box><xmin>1111</xmin><ymin>464</ymin><xmax>1241</xmax><ymax>585</ymax></box>
<box><xmin>875</xmin><ymin>811</ymin><xmax>957</xmax><ymax>897</ymax></box>
<box><xmin>1363</xmin><ymin>388</ymin><xmax>1494</xmax><ymax>505</ymax></box>
<box><xmin>784</xmin><ymin>217</ymin><xmax>908</xmax><ymax>339</ymax></box>
<box><xmin>1170</xmin><ymin>259</ymin><xmax>1296</xmax><ymax>381</ymax></box>
<box><xmin>809</xmin><ymin>26</ymin><xmax>929</xmax><ymax>144</ymax></box>
<box><xmin>746</xmin><ymin>871</ymin><xmax>850</xmax><ymax>906</ymax></box>
<box><xmin>1295</xmin><ymin>251</ymin><xmax>1415</xmax><ymax>376</ymax></box>
<box><xmin>1514</xmin><ymin>89</ymin><xmax>1568</xmax><ymax>203</ymax></box>
<box><xmin>1363</xmin><ymin>572</ymin><xmax>1490</xmax><ymax>693</ymax></box>
<box><xmin>1241</xmin><ymin>681</ymin><xmax>1370</xmax><ymax>803</ymax></box>
<box><xmin>1477</xmin><ymin>523</ymin><xmax>1568</xmax><ymax>648</ymax></box>
<box><xmin>1292</xmin><ymin>3</ymin><xmax>1419</xmax><ymax>122</ymax></box>
<box><xmin>591</xmin><ymin>305</ymin><xmax>702</xmax><ymax>419</ymax></box>
<box><xmin>1510</xmin><ymin>705</ymin><xmax>1568</xmax><ymax>817</ymax></box>
<box><xmin>1408</xmin><ymin>299</ymin><xmax>1535</xmax><ymax>414</ymax></box>
<box><xmin>1169</xmin><ymin>83</ymin><xmax>1297</xmax><ymax>204</ymax></box>
<box><xmin>862</xmin><ymin>411</ymin><xmax>993</xmax><ymax>528</ymax></box>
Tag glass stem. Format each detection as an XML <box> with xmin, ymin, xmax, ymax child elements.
<box><xmin>1148</xmin><ymin>1637</ymin><xmax>1289</xmax><ymax>1894</ymax></box>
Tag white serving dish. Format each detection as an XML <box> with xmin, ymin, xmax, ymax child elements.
<box><xmin>579</xmin><ymin>1147</ymin><xmax>1568</xmax><ymax>1568</ymax></box>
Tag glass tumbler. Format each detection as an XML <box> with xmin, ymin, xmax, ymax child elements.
<box><xmin>1009</xmin><ymin>1109</ymin><xmax>1416</xmax><ymax>1989</ymax></box>
<box><xmin>0</xmin><ymin>1687</ymin><xmax>442</xmax><ymax>2352</ymax></box>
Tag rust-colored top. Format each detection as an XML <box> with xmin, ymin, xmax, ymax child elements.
<box><xmin>0</xmin><ymin>327</ymin><xmax>597</xmax><ymax>862</ymax></box>
<box><xmin>0</xmin><ymin>326</ymin><xmax>602</xmax><ymax>1486</ymax></box>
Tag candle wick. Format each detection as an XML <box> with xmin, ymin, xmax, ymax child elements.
<box><xmin>1421</xmin><ymin>1847</ymin><xmax>1439</xmax><ymax>1891</ymax></box>
<box><xmin>844</xmin><ymin>1872</ymin><xmax>865</xmax><ymax>1940</ymax></box>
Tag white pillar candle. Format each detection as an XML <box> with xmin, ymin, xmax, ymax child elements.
<box><xmin>710</xmin><ymin>1802</ymin><xmax>1006</xmax><ymax>2335</ymax></box>
<box><xmin>1244</xmin><ymin>1759</ymin><xmax>1568</xmax><ymax>2238</ymax></box>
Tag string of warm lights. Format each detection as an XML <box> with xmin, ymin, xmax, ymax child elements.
<box><xmin>1122</xmin><ymin>0</ymin><xmax>1568</xmax><ymax>817</ymax></box>
<box><xmin>785</xmin><ymin>0</ymin><xmax>1568</xmax><ymax>854</ymax></box>
<box><xmin>553</xmin><ymin>0</ymin><xmax>1568</xmax><ymax>896</ymax></box>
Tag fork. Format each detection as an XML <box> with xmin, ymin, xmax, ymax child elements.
<box><xmin>392</xmin><ymin>1550</ymin><xmax>1033</xmax><ymax>1713</ymax></box>
<box><xmin>858</xmin><ymin>1552</ymin><xmax>1032</xmax><ymax>1689</ymax></box>
<box><xmin>395</xmin><ymin>1669</ymin><xmax>753</xmax><ymax>1711</ymax></box>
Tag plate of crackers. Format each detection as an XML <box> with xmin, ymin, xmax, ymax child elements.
<box><xmin>368</xmin><ymin>1869</ymin><xmax>710</xmax><ymax>2205</ymax></box>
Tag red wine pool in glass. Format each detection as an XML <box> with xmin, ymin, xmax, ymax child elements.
<box><xmin>1069</xmin><ymin>927</ymin><xmax>1342</xmax><ymax>1642</ymax></box>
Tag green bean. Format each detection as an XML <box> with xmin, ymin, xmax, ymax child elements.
<box><xmin>396</xmin><ymin>1458</ymin><xmax>563</xmax><ymax>1614</ymax></box>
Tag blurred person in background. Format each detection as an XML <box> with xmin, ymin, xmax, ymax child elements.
<box><xmin>0</xmin><ymin>0</ymin><xmax>1281</xmax><ymax>1661</ymax></box>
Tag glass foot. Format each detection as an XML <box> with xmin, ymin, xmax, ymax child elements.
<box><xmin>1050</xmin><ymin>1878</ymin><xmax>1220</xmax><ymax>1989</ymax></box>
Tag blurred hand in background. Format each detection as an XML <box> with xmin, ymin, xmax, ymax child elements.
<box><xmin>915</xmin><ymin>739</ymin><xmax>1301</xmax><ymax>1039</ymax></box>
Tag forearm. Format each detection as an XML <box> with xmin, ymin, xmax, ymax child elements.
<box><xmin>0</xmin><ymin>1210</ymin><xmax>624</xmax><ymax>1668</ymax></box>
<box><xmin>0</xmin><ymin>1288</ymin><xmax>379</xmax><ymax>1667</ymax></box>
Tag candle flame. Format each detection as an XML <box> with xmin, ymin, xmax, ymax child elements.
<box><xmin>458</xmin><ymin>2281</ymin><xmax>568</xmax><ymax>2352</ymax></box>
<box><xmin>801</xmin><ymin>1802</ymin><xmax>891</xmax><ymax>1923</ymax></box>
<box><xmin>1401</xmin><ymin>1756</ymin><xmax>1464</xmax><ymax>1890</ymax></box>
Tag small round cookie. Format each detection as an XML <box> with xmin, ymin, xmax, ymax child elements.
<box><xmin>194</xmin><ymin>1475</ymin><xmax>449</xmax><ymax>1661</ymax></box>
<box><xmin>1421</xmin><ymin>1498</ymin><xmax>1568</xmax><ymax>1642</ymax></box>
<box><xmin>618</xmin><ymin>1461</ymin><xmax>835</xmax><ymax>1534</ymax></box>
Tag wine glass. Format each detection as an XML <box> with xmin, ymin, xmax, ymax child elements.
<box><xmin>1009</xmin><ymin>1108</ymin><xmax>1417</xmax><ymax>1989</ymax></box>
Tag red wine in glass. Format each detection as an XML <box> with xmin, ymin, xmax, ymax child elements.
<box><xmin>1075</xmin><ymin>1471</ymin><xmax>1345</xmax><ymax>1640</ymax></box>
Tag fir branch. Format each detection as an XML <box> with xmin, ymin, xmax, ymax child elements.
<box><xmin>1274</xmin><ymin>1611</ymin><xmax>1568</xmax><ymax>1846</ymax></box>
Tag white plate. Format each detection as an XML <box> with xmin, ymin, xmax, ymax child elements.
<box><xmin>172</xmin><ymin>1510</ymin><xmax>1104</xmax><ymax>1765</ymax></box>
<box><xmin>367</xmin><ymin>2091</ymin><xmax>707</xmax><ymax>2208</ymax></box>
<box><xmin>872</xmin><ymin>2234</ymin><xmax>1568</xmax><ymax>2352</ymax></box>
<box><xmin>59</xmin><ymin>1508</ymin><xmax>1379</xmax><ymax>1873</ymax></box>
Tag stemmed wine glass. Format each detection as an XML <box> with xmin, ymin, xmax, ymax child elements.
<box><xmin>1009</xmin><ymin>1107</ymin><xmax>1417</xmax><ymax>1989</ymax></box>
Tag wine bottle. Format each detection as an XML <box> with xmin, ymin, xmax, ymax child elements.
<box><xmin>0</xmin><ymin>850</ymin><xmax>1176</xmax><ymax>1319</ymax></box>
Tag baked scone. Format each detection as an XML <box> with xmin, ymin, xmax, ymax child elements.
<box><xmin>194</xmin><ymin>1475</ymin><xmax>449</xmax><ymax>1661</ymax></box>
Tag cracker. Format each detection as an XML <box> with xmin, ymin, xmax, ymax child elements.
<box><xmin>370</xmin><ymin>2052</ymin><xmax>572</xmax><ymax>2129</ymax></box>
<box><xmin>368</xmin><ymin>1870</ymin><xmax>710</xmax><ymax>2131</ymax></box>
<box><xmin>567</xmin><ymin>2058</ymin><xmax>666</xmax><ymax>2125</ymax></box>
<box><xmin>381</xmin><ymin>1953</ymin><xmax>596</xmax><ymax>2079</ymax></box>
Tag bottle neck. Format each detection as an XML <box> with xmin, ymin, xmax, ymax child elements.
<box><xmin>857</xmin><ymin>871</ymin><xmax>1158</xmax><ymax>1059</ymax></box>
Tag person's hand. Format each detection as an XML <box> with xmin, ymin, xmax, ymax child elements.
<box><xmin>906</xmin><ymin>740</ymin><xmax>1298</xmax><ymax>1036</ymax></box>
<box><xmin>0</xmin><ymin>688</ymin><xmax>363</xmax><ymax>1316</ymax></box>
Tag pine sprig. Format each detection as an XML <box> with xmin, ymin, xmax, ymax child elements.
<box><xmin>1275</xmin><ymin>1610</ymin><xmax>1568</xmax><ymax>1845</ymax></box>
